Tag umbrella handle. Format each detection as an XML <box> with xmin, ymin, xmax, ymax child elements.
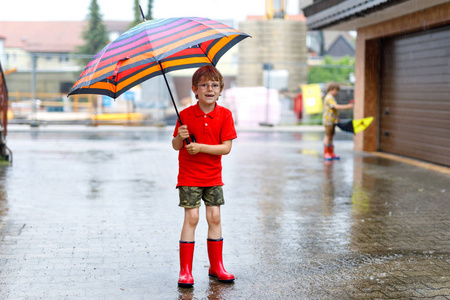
<box><xmin>159</xmin><ymin>61</ymin><xmax>193</xmax><ymax>145</ymax></box>
<box><xmin>159</xmin><ymin>61</ymin><xmax>183</xmax><ymax>123</ymax></box>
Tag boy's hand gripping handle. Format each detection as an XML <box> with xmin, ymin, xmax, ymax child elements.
<box><xmin>178</xmin><ymin>119</ymin><xmax>196</xmax><ymax>145</ymax></box>
<box><xmin>184</xmin><ymin>134</ymin><xmax>196</xmax><ymax>145</ymax></box>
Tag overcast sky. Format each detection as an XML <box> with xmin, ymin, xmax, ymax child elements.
<box><xmin>0</xmin><ymin>0</ymin><xmax>300</xmax><ymax>23</ymax></box>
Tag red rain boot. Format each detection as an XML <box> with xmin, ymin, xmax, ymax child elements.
<box><xmin>207</xmin><ymin>238</ymin><xmax>235</xmax><ymax>283</ymax></box>
<box><xmin>323</xmin><ymin>145</ymin><xmax>333</xmax><ymax>161</ymax></box>
<box><xmin>330</xmin><ymin>145</ymin><xmax>340</xmax><ymax>160</ymax></box>
<box><xmin>178</xmin><ymin>241</ymin><xmax>195</xmax><ymax>287</ymax></box>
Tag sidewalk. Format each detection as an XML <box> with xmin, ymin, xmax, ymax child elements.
<box><xmin>0</xmin><ymin>128</ymin><xmax>449</xmax><ymax>299</ymax></box>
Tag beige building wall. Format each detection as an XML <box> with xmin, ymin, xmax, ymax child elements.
<box><xmin>3</xmin><ymin>48</ymin><xmax>28</xmax><ymax>69</ymax></box>
<box><xmin>2</xmin><ymin>48</ymin><xmax>78</xmax><ymax>72</ymax></box>
<box><xmin>237</xmin><ymin>19</ymin><xmax>307</xmax><ymax>92</ymax></box>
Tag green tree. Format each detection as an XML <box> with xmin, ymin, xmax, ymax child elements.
<box><xmin>77</xmin><ymin>0</ymin><xmax>109</xmax><ymax>63</ymax></box>
<box><xmin>308</xmin><ymin>56</ymin><xmax>355</xmax><ymax>84</ymax></box>
<box><xmin>146</xmin><ymin>0</ymin><xmax>154</xmax><ymax>20</ymax></box>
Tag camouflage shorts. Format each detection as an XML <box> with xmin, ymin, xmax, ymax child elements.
<box><xmin>178</xmin><ymin>186</ymin><xmax>224</xmax><ymax>208</ymax></box>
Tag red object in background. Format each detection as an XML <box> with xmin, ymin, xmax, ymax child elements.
<box><xmin>294</xmin><ymin>93</ymin><xmax>303</xmax><ymax>120</ymax></box>
<box><xmin>0</xmin><ymin>62</ymin><xmax>8</xmax><ymax>135</ymax></box>
<box><xmin>350</xmin><ymin>99</ymin><xmax>355</xmax><ymax>104</ymax></box>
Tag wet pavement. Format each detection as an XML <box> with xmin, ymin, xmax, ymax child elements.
<box><xmin>0</xmin><ymin>125</ymin><xmax>449</xmax><ymax>299</ymax></box>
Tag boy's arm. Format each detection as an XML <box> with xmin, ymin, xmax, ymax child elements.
<box><xmin>172</xmin><ymin>135</ymin><xmax>184</xmax><ymax>151</ymax></box>
<box><xmin>185</xmin><ymin>140</ymin><xmax>232</xmax><ymax>156</ymax></box>
<box><xmin>334</xmin><ymin>103</ymin><xmax>354</xmax><ymax>110</ymax></box>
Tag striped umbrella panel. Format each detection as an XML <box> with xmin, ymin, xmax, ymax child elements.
<box><xmin>69</xmin><ymin>17</ymin><xmax>250</xmax><ymax>98</ymax></box>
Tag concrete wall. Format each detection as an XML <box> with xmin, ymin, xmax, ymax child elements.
<box><xmin>237</xmin><ymin>19</ymin><xmax>307</xmax><ymax>92</ymax></box>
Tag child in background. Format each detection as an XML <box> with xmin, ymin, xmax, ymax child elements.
<box><xmin>322</xmin><ymin>83</ymin><xmax>354</xmax><ymax>160</ymax></box>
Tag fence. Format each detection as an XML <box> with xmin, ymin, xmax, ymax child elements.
<box><xmin>7</xmin><ymin>93</ymin><xmax>151</xmax><ymax>126</ymax></box>
<box><xmin>2</xmin><ymin>53</ymin><xmax>355</xmax><ymax>127</ymax></box>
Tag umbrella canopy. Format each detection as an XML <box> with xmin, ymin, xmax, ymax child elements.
<box><xmin>68</xmin><ymin>17</ymin><xmax>250</xmax><ymax>99</ymax></box>
<box><xmin>337</xmin><ymin>117</ymin><xmax>374</xmax><ymax>134</ymax></box>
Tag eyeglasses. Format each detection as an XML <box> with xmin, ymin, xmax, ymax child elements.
<box><xmin>196</xmin><ymin>83</ymin><xmax>221</xmax><ymax>90</ymax></box>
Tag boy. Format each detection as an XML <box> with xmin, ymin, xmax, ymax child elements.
<box><xmin>172</xmin><ymin>65</ymin><xmax>236</xmax><ymax>287</ymax></box>
<box><xmin>322</xmin><ymin>82</ymin><xmax>354</xmax><ymax>160</ymax></box>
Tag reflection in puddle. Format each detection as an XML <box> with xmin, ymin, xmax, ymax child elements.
<box><xmin>0</xmin><ymin>166</ymin><xmax>9</xmax><ymax>216</ymax></box>
<box><xmin>177</xmin><ymin>280</ymin><xmax>235</xmax><ymax>300</ymax></box>
<box><xmin>298</xmin><ymin>148</ymin><xmax>320</xmax><ymax>157</ymax></box>
<box><xmin>351</xmin><ymin>185</ymin><xmax>371</xmax><ymax>214</ymax></box>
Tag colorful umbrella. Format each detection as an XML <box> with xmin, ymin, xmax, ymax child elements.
<box><xmin>68</xmin><ymin>17</ymin><xmax>250</xmax><ymax>125</ymax></box>
<box><xmin>337</xmin><ymin>117</ymin><xmax>374</xmax><ymax>134</ymax></box>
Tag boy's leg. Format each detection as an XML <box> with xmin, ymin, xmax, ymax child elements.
<box><xmin>203</xmin><ymin>187</ymin><xmax>234</xmax><ymax>282</ymax></box>
<box><xmin>178</xmin><ymin>240</ymin><xmax>195</xmax><ymax>287</ymax></box>
<box><xmin>323</xmin><ymin>133</ymin><xmax>331</xmax><ymax>146</ymax></box>
<box><xmin>323</xmin><ymin>126</ymin><xmax>335</xmax><ymax>160</ymax></box>
<box><xmin>323</xmin><ymin>136</ymin><xmax>333</xmax><ymax>161</ymax></box>
<box><xmin>205</xmin><ymin>206</ymin><xmax>222</xmax><ymax>239</ymax></box>
<box><xmin>330</xmin><ymin>144</ymin><xmax>340</xmax><ymax>160</ymax></box>
<box><xmin>207</xmin><ymin>238</ymin><xmax>235</xmax><ymax>282</ymax></box>
<box><xmin>178</xmin><ymin>186</ymin><xmax>202</xmax><ymax>287</ymax></box>
<box><xmin>324</xmin><ymin>125</ymin><xmax>334</xmax><ymax>146</ymax></box>
<box><xmin>179</xmin><ymin>208</ymin><xmax>199</xmax><ymax>287</ymax></box>
<box><xmin>203</xmin><ymin>186</ymin><xmax>224</xmax><ymax>239</ymax></box>
<box><xmin>180</xmin><ymin>207</ymin><xmax>199</xmax><ymax>241</ymax></box>
<box><xmin>327</xmin><ymin>126</ymin><xmax>340</xmax><ymax>160</ymax></box>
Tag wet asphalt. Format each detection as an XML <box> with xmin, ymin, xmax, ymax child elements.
<box><xmin>0</xmin><ymin>125</ymin><xmax>449</xmax><ymax>300</ymax></box>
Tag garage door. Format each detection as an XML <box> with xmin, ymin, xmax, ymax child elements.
<box><xmin>379</xmin><ymin>25</ymin><xmax>450</xmax><ymax>166</ymax></box>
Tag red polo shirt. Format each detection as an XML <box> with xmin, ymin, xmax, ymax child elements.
<box><xmin>173</xmin><ymin>103</ymin><xmax>237</xmax><ymax>187</ymax></box>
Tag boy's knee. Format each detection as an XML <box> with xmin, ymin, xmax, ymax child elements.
<box><xmin>186</xmin><ymin>212</ymin><xmax>200</xmax><ymax>227</ymax></box>
<box><xmin>207</xmin><ymin>209</ymin><xmax>221</xmax><ymax>225</ymax></box>
<box><xmin>188</xmin><ymin>219</ymin><xmax>199</xmax><ymax>228</ymax></box>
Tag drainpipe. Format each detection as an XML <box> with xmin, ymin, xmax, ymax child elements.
<box><xmin>30</xmin><ymin>53</ymin><xmax>38</xmax><ymax>127</ymax></box>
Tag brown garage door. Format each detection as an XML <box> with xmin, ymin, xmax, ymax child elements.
<box><xmin>379</xmin><ymin>25</ymin><xmax>450</xmax><ymax>167</ymax></box>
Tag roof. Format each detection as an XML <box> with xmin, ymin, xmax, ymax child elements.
<box><xmin>302</xmin><ymin>0</ymin><xmax>450</xmax><ymax>30</ymax></box>
<box><xmin>246</xmin><ymin>14</ymin><xmax>307</xmax><ymax>22</ymax></box>
<box><xmin>325</xmin><ymin>35</ymin><xmax>355</xmax><ymax>57</ymax></box>
<box><xmin>0</xmin><ymin>21</ymin><xmax>129</xmax><ymax>53</ymax></box>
